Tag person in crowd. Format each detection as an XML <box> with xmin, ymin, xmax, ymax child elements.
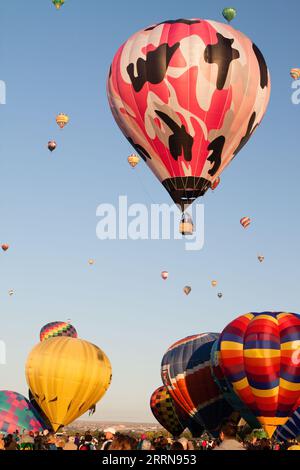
<box><xmin>19</xmin><ymin>431</ymin><xmax>34</xmax><ymax>451</ymax></box>
<box><xmin>79</xmin><ymin>434</ymin><xmax>96</xmax><ymax>450</ymax></box>
<box><xmin>140</xmin><ymin>439</ymin><xmax>153</xmax><ymax>450</ymax></box>
<box><xmin>214</xmin><ymin>420</ymin><xmax>245</xmax><ymax>451</ymax></box>
<box><xmin>74</xmin><ymin>433</ymin><xmax>81</xmax><ymax>450</ymax></box>
<box><xmin>64</xmin><ymin>436</ymin><xmax>78</xmax><ymax>450</ymax></box>
<box><xmin>101</xmin><ymin>427</ymin><xmax>116</xmax><ymax>450</ymax></box>
<box><xmin>109</xmin><ymin>435</ymin><xmax>137</xmax><ymax>450</ymax></box>
<box><xmin>4</xmin><ymin>434</ymin><xmax>18</xmax><ymax>451</ymax></box>
<box><xmin>0</xmin><ymin>434</ymin><xmax>5</xmax><ymax>451</ymax></box>
<box><xmin>170</xmin><ymin>441</ymin><xmax>184</xmax><ymax>450</ymax></box>
<box><xmin>47</xmin><ymin>433</ymin><xmax>57</xmax><ymax>451</ymax></box>
<box><xmin>55</xmin><ymin>434</ymin><xmax>66</xmax><ymax>451</ymax></box>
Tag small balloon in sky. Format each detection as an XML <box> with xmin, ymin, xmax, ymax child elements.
<box><xmin>128</xmin><ymin>154</ymin><xmax>140</xmax><ymax>168</ymax></box>
<box><xmin>258</xmin><ymin>255</ymin><xmax>265</xmax><ymax>263</ymax></box>
<box><xmin>222</xmin><ymin>7</ymin><xmax>237</xmax><ymax>23</ymax></box>
<box><xmin>290</xmin><ymin>68</ymin><xmax>300</xmax><ymax>80</ymax></box>
<box><xmin>218</xmin><ymin>293</ymin><xmax>223</xmax><ymax>299</ymax></box>
<box><xmin>183</xmin><ymin>286</ymin><xmax>191</xmax><ymax>296</ymax></box>
<box><xmin>48</xmin><ymin>141</ymin><xmax>57</xmax><ymax>152</ymax></box>
<box><xmin>8</xmin><ymin>290</ymin><xmax>14</xmax><ymax>296</ymax></box>
<box><xmin>56</xmin><ymin>113</ymin><xmax>69</xmax><ymax>129</ymax></box>
<box><xmin>211</xmin><ymin>280</ymin><xmax>217</xmax><ymax>288</ymax></box>
<box><xmin>1</xmin><ymin>244</ymin><xmax>9</xmax><ymax>252</ymax></box>
<box><xmin>88</xmin><ymin>259</ymin><xmax>95</xmax><ymax>266</ymax></box>
<box><xmin>161</xmin><ymin>271</ymin><xmax>169</xmax><ymax>280</ymax></box>
<box><xmin>240</xmin><ymin>217</ymin><xmax>251</xmax><ymax>229</ymax></box>
<box><xmin>52</xmin><ymin>0</ymin><xmax>65</xmax><ymax>9</ymax></box>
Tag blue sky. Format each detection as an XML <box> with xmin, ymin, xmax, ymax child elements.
<box><xmin>0</xmin><ymin>0</ymin><xmax>300</xmax><ymax>423</ymax></box>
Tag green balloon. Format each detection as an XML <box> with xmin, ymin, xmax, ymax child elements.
<box><xmin>222</xmin><ymin>7</ymin><xmax>237</xmax><ymax>23</ymax></box>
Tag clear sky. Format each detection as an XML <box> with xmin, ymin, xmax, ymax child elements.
<box><xmin>0</xmin><ymin>0</ymin><xmax>300</xmax><ymax>423</ymax></box>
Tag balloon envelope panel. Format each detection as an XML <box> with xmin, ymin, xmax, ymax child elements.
<box><xmin>0</xmin><ymin>391</ymin><xmax>45</xmax><ymax>434</ymax></box>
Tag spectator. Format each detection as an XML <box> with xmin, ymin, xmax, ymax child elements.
<box><xmin>214</xmin><ymin>421</ymin><xmax>245</xmax><ymax>451</ymax></box>
<box><xmin>101</xmin><ymin>427</ymin><xmax>116</xmax><ymax>450</ymax></box>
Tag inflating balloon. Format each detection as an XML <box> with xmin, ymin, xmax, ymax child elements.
<box><xmin>222</xmin><ymin>7</ymin><xmax>237</xmax><ymax>23</ymax></box>
<box><xmin>183</xmin><ymin>286</ymin><xmax>191</xmax><ymax>296</ymax></box>
<box><xmin>26</xmin><ymin>337</ymin><xmax>112</xmax><ymax>432</ymax></box>
<box><xmin>240</xmin><ymin>217</ymin><xmax>251</xmax><ymax>229</ymax></box>
<box><xmin>161</xmin><ymin>334</ymin><xmax>234</xmax><ymax>435</ymax></box>
<box><xmin>290</xmin><ymin>68</ymin><xmax>300</xmax><ymax>80</ymax></box>
<box><xmin>1</xmin><ymin>244</ymin><xmax>9</xmax><ymax>252</ymax></box>
<box><xmin>128</xmin><ymin>154</ymin><xmax>140</xmax><ymax>168</ymax></box>
<box><xmin>161</xmin><ymin>271</ymin><xmax>169</xmax><ymax>280</ymax></box>
<box><xmin>0</xmin><ymin>391</ymin><xmax>45</xmax><ymax>434</ymax></box>
<box><xmin>56</xmin><ymin>113</ymin><xmax>69</xmax><ymax>129</ymax></box>
<box><xmin>52</xmin><ymin>0</ymin><xmax>65</xmax><ymax>9</ymax></box>
<box><xmin>150</xmin><ymin>386</ymin><xmax>187</xmax><ymax>437</ymax></box>
<box><xmin>40</xmin><ymin>321</ymin><xmax>78</xmax><ymax>342</ymax></box>
<box><xmin>108</xmin><ymin>18</ymin><xmax>270</xmax><ymax>222</ymax></box>
<box><xmin>48</xmin><ymin>141</ymin><xmax>57</xmax><ymax>152</ymax></box>
<box><xmin>219</xmin><ymin>312</ymin><xmax>300</xmax><ymax>437</ymax></box>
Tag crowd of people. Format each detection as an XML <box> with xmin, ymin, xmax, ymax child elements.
<box><xmin>0</xmin><ymin>421</ymin><xmax>299</xmax><ymax>451</ymax></box>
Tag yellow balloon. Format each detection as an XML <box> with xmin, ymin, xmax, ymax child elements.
<box><xmin>25</xmin><ymin>337</ymin><xmax>112</xmax><ymax>431</ymax></box>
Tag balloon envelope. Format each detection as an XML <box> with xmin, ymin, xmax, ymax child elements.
<box><xmin>26</xmin><ymin>337</ymin><xmax>112</xmax><ymax>431</ymax></box>
<box><xmin>222</xmin><ymin>7</ymin><xmax>237</xmax><ymax>22</ymax></box>
<box><xmin>108</xmin><ymin>19</ymin><xmax>270</xmax><ymax>210</ymax></box>
<box><xmin>40</xmin><ymin>321</ymin><xmax>78</xmax><ymax>342</ymax></box>
<box><xmin>219</xmin><ymin>312</ymin><xmax>300</xmax><ymax>437</ymax></box>
<box><xmin>0</xmin><ymin>391</ymin><xmax>45</xmax><ymax>434</ymax></box>
<box><xmin>150</xmin><ymin>386</ymin><xmax>187</xmax><ymax>437</ymax></box>
<box><xmin>161</xmin><ymin>334</ymin><xmax>234</xmax><ymax>435</ymax></box>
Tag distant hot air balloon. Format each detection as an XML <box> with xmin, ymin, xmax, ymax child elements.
<box><xmin>26</xmin><ymin>337</ymin><xmax>112</xmax><ymax>432</ymax></box>
<box><xmin>40</xmin><ymin>321</ymin><xmax>78</xmax><ymax>342</ymax></box>
<box><xmin>211</xmin><ymin>177</ymin><xmax>220</xmax><ymax>191</ymax></box>
<box><xmin>290</xmin><ymin>68</ymin><xmax>300</xmax><ymax>80</ymax></box>
<box><xmin>257</xmin><ymin>255</ymin><xmax>265</xmax><ymax>263</ymax></box>
<box><xmin>107</xmin><ymin>19</ymin><xmax>270</xmax><ymax>228</ymax></box>
<box><xmin>183</xmin><ymin>286</ymin><xmax>191</xmax><ymax>296</ymax></box>
<box><xmin>128</xmin><ymin>154</ymin><xmax>140</xmax><ymax>168</ymax></box>
<box><xmin>8</xmin><ymin>290</ymin><xmax>14</xmax><ymax>296</ymax></box>
<box><xmin>0</xmin><ymin>391</ymin><xmax>45</xmax><ymax>435</ymax></box>
<box><xmin>56</xmin><ymin>113</ymin><xmax>69</xmax><ymax>129</ymax></box>
<box><xmin>179</xmin><ymin>213</ymin><xmax>194</xmax><ymax>236</ymax></box>
<box><xmin>161</xmin><ymin>271</ymin><xmax>169</xmax><ymax>280</ymax></box>
<box><xmin>222</xmin><ymin>7</ymin><xmax>237</xmax><ymax>22</ymax></box>
<box><xmin>88</xmin><ymin>259</ymin><xmax>95</xmax><ymax>266</ymax></box>
<box><xmin>161</xmin><ymin>334</ymin><xmax>234</xmax><ymax>435</ymax></box>
<box><xmin>219</xmin><ymin>311</ymin><xmax>300</xmax><ymax>437</ymax></box>
<box><xmin>150</xmin><ymin>386</ymin><xmax>187</xmax><ymax>437</ymax></box>
<box><xmin>1</xmin><ymin>244</ymin><xmax>9</xmax><ymax>252</ymax></box>
<box><xmin>218</xmin><ymin>293</ymin><xmax>223</xmax><ymax>298</ymax></box>
<box><xmin>240</xmin><ymin>217</ymin><xmax>251</xmax><ymax>229</ymax></box>
<box><xmin>48</xmin><ymin>141</ymin><xmax>57</xmax><ymax>152</ymax></box>
<box><xmin>52</xmin><ymin>0</ymin><xmax>65</xmax><ymax>9</ymax></box>
<box><xmin>211</xmin><ymin>280</ymin><xmax>217</xmax><ymax>287</ymax></box>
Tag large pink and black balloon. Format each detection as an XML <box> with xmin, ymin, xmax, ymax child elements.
<box><xmin>107</xmin><ymin>19</ymin><xmax>270</xmax><ymax>211</ymax></box>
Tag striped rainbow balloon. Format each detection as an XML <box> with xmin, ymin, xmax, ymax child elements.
<box><xmin>219</xmin><ymin>312</ymin><xmax>300</xmax><ymax>437</ymax></box>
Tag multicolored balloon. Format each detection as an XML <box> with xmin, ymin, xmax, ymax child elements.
<box><xmin>0</xmin><ymin>391</ymin><xmax>45</xmax><ymax>434</ymax></box>
<box><xmin>150</xmin><ymin>386</ymin><xmax>187</xmax><ymax>437</ymax></box>
<box><xmin>52</xmin><ymin>0</ymin><xmax>65</xmax><ymax>9</ymax></box>
<box><xmin>161</xmin><ymin>334</ymin><xmax>234</xmax><ymax>435</ymax></box>
<box><xmin>275</xmin><ymin>407</ymin><xmax>300</xmax><ymax>442</ymax></box>
<box><xmin>161</xmin><ymin>271</ymin><xmax>169</xmax><ymax>280</ymax></box>
<box><xmin>128</xmin><ymin>154</ymin><xmax>140</xmax><ymax>168</ymax></box>
<box><xmin>107</xmin><ymin>19</ymin><xmax>270</xmax><ymax>214</ymax></box>
<box><xmin>219</xmin><ymin>312</ymin><xmax>300</xmax><ymax>437</ymax></box>
<box><xmin>48</xmin><ymin>141</ymin><xmax>57</xmax><ymax>152</ymax></box>
<box><xmin>183</xmin><ymin>286</ymin><xmax>191</xmax><ymax>296</ymax></box>
<box><xmin>26</xmin><ymin>337</ymin><xmax>112</xmax><ymax>432</ymax></box>
<box><xmin>56</xmin><ymin>113</ymin><xmax>69</xmax><ymax>129</ymax></box>
<box><xmin>290</xmin><ymin>68</ymin><xmax>300</xmax><ymax>80</ymax></box>
<box><xmin>40</xmin><ymin>321</ymin><xmax>78</xmax><ymax>342</ymax></box>
<box><xmin>240</xmin><ymin>217</ymin><xmax>251</xmax><ymax>229</ymax></box>
<box><xmin>222</xmin><ymin>7</ymin><xmax>237</xmax><ymax>23</ymax></box>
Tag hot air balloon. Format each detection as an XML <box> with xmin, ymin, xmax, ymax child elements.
<box><xmin>150</xmin><ymin>386</ymin><xmax>187</xmax><ymax>437</ymax></box>
<box><xmin>52</xmin><ymin>0</ymin><xmax>65</xmax><ymax>9</ymax></box>
<box><xmin>161</xmin><ymin>334</ymin><xmax>234</xmax><ymax>435</ymax></box>
<box><xmin>128</xmin><ymin>154</ymin><xmax>140</xmax><ymax>168</ymax></box>
<box><xmin>183</xmin><ymin>286</ymin><xmax>191</xmax><ymax>296</ymax></box>
<box><xmin>240</xmin><ymin>217</ymin><xmax>251</xmax><ymax>229</ymax></box>
<box><xmin>161</xmin><ymin>271</ymin><xmax>169</xmax><ymax>280</ymax></box>
<box><xmin>275</xmin><ymin>407</ymin><xmax>300</xmax><ymax>442</ymax></box>
<box><xmin>257</xmin><ymin>255</ymin><xmax>265</xmax><ymax>263</ymax></box>
<box><xmin>218</xmin><ymin>293</ymin><xmax>223</xmax><ymax>298</ymax></box>
<box><xmin>0</xmin><ymin>391</ymin><xmax>45</xmax><ymax>435</ymax></box>
<box><xmin>290</xmin><ymin>69</ymin><xmax>300</xmax><ymax>80</ymax></box>
<box><xmin>1</xmin><ymin>244</ymin><xmax>9</xmax><ymax>252</ymax></box>
<box><xmin>219</xmin><ymin>312</ymin><xmax>300</xmax><ymax>437</ymax></box>
<box><xmin>40</xmin><ymin>321</ymin><xmax>78</xmax><ymax>342</ymax></box>
<box><xmin>26</xmin><ymin>337</ymin><xmax>112</xmax><ymax>432</ymax></box>
<box><xmin>8</xmin><ymin>290</ymin><xmax>14</xmax><ymax>296</ymax></box>
<box><xmin>48</xmin><ymin>141</ymin><xmax>57</xmax><ymax>152</ymax></box>
<box><xmin>28</xmin><ymin>389</ymin><xmax>52</xmax><ymax>431</ymax></box>
<box><xmin>56</xmin><ymin>113</ymin><xmax>69</xmax><ymax>129</ymax></box>
<box><xmin>211</xmin><ymin>280</ymin><xmax>217</xmax><ymax>287</ymax></box>
<box><xmin>210</xmin><ymin>338</ymin><xmax>260</xmax><ymax>429</ymax></box>
<box><xmin>222</xmin><ymin>7</ymin><xmax>237</xmax><ymax>23</ymax></box>
<box><xmin>179</xmin><ymin>213</ymin><xmax>194</xmax><ymax>236</ymax></box>
<box><xmin>107</xmin><ymin>19</ymin><xmax>270</xmax><ymax>229</ymax></box>
<box><xmin>211</xmin><ymin>177</ymin><xmax>220</xmax><ymax>191</ymax></box>
<box><xmin>88</xmin><ymin>259</ymin><xmax>95</xmax><ymax>266</ymax></box>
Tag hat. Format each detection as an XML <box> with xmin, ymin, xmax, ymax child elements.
<box><xmin>104</xmin><ymin>427</ymin><xmax>116</xmax><ymax>435</ymax></box>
